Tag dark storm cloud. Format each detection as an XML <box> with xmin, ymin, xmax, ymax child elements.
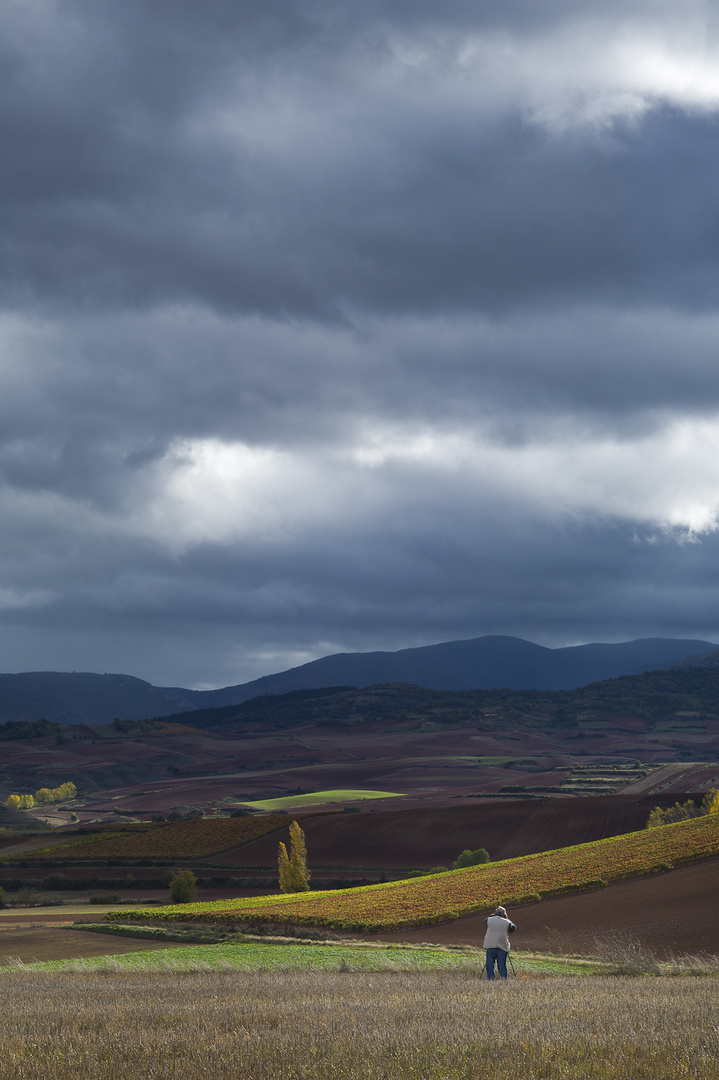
<box><xmin>2</xmin><ymin>1</ymin><xmax>717</xmax><ymax>318</ymax></box>
<box><xmin>0</xmin><ymin>0</ymin><xmax>718</xmax><ymax>685</ymax></box>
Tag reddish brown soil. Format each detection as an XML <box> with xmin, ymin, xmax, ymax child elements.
<box><xmin>210</xmin><ymin>796</ymin><xmax>658</xmax><ymax>868</ymax></box>
<box><xmin>371</xmin><ymin>855</ymin><xmax>719</xmax><ymax>959</ymax></box>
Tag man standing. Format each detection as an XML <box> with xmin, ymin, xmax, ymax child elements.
<box><xmin>483</xmin><ymin>905</ymin><xmax>516</xmax><ymax>980</ymax></box>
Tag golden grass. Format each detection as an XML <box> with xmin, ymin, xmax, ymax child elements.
<box><xmin>0</xmin><ymin>971</ymin><xmax>717</xmax><ymax>1079</ymax></box>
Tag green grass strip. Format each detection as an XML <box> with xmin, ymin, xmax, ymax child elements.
<box><xmin>0</xmin><ymin>942</ymin><xmax>591</xmax><ymax>975</ymax></box>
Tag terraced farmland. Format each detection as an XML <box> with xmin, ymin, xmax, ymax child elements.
<box><xmin>110</xmin><ymin>812</ymin><xmax>719</xmax><ymax>932</ymax></box>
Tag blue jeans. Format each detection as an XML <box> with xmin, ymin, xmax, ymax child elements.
<box><xmin>486</xmin><ymin>948</ymin><xmax>508</xmax><ymax>980</ymax></box>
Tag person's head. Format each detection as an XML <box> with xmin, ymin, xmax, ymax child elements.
<box><xmin>495</xmin><ymin>906</ymin><xmax>507</xmax><ymax>917</ymax></box>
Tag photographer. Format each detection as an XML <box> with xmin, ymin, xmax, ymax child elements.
<box><xmin>483</xmin><ymin>905</ymin><xmax>516</xmax><ymax>980</ymax></box>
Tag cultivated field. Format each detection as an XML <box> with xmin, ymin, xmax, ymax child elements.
<box><xmin>111</xmin><ymin>814</ymin><xmax>719</xmax><ymax>932</ymax></box>
<box><xmin>0</xmin><ymin>970</ymin><xmax>717</xmax><ymax>1079</ymax></box>
<box><xmin>206</xmin><ymin>795</ymin><xmax>666</xmax><ymax>869</ymax></box>
<box><xmin>0</xmin><ymin>814</ymin><xmax>291</xmax><ymax>864</ymax></box>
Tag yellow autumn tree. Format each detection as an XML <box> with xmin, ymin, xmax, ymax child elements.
<box><xmin>647</xmin><ymin>788</ymin><xmax>719</xmax><ymax>828</ymax></box>
<box><xmin>34</xmin><ymin>788</ymin><xmax>54</xmax><ymax>805</ymax></box>
<box><xmin>19</xmin><ymin>794</ymin><xmax>34</xmax><ymax>809</ymax></box>
<box><xmin>278</xmin><ymin>819</ymin><xmax>310</xmax><ymax>893</ymax></box>
<box><xmin>5</xmin><ymin>794</ymin><xmax>21</xmax><ymax>810</ymax></box>
<box><xmin>51</xmin><ymin>782</ymin><xmax>77</xmax><ymax>803</ymax></box>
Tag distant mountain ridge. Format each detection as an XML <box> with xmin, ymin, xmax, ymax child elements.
<box><xmin>0</xmin><ymin>635</ymin><xmax>716</xmax><ymax>724</ymax></box>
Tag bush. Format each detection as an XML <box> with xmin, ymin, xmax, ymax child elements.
<box><xmin>90</xmin><ymin>893</ymin><xmax>121</xmax><ymax>904</ymax></box>
<box><xmin>452</xmin><ymin>847</ymin><xmax>490</xmax><ymax>869</ymax></box>
<box><xmin>14</xmin><ymin>887</ymin><xmax>37</xmax><ymax>907</ymax></box>
<box><xmin>169</xmin><ymin>869</ymin><xmax>197</xmax><ymax>903</ymax></box>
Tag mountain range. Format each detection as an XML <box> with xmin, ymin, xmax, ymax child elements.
<box><xmin>0</xmin><ymin>635</ymin><xmax>717</xmax><ymax>725</ymax></box>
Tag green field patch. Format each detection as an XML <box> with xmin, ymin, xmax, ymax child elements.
<box><xmin>109</xmin><ymin>812</ymin><xmax>719</xmax><ymax>933</ymax></box>
<box><xmin>242</xmin><ymin>789</ymin><xmax>404</xmax><ymax>810</ymax></box>
<box><xmin>0</xmin><ymin>940</ymin><xmax>593</xmax><ymax>975</ymax></box>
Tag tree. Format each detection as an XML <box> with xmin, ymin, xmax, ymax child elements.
<box><xmin>52</xmin><ymin>781</ymin><xmax>77</xmax><ymax>803</ymax></box>
<box><xmin>19</xmin><ymin>794</ymin><xmax>34</xmax><ymax>810</ymax></box>
<box><xmin>278</xmin><ymin>820</ymin><xmax>310</xmax><ymax>893</ymax></box>
<box><xmin>5</xmin><ymin>795</ymin><xmax>21</xmax><ymax>810</ymax></box>
<box><xmin>452</xmin><ymin>847</ymin><xmax>490</xmax><ymax>869</ymax></box>
<box><xmin>34</xmin><ymin>788</ymin><xmax>54</xmax><ymax>805</ymax></box>
<box><xmin>169</xmin><ymin>869</ymin><xmax>197</xmax><ymax>903</ymax></box>
<box><xmin>647</xmin><ymin>789</ymin><xmax>719</xmax><ymax>828</ymax></box>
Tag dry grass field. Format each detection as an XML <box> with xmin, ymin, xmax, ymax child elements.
<box><xmin>0</xmin><ymin>970</ymin><xmax>717</xmax><ymax>1080</ymax></box>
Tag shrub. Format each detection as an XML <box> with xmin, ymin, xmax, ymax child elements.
<box><xmin>169</xmin><ymin>869</ymin><xmax>197</xmax><ymax>903</ymax></box>
<box><xmin>90</xmin><ymin>893</ymin><xmax>121</xmax><ymax>904</ymax></box>
<box><xmin>14</xmin><ymin>887</ymin><xmax>37</xmax><ymax>907</ymax></box>
<box><xmin>452</xmin><ymin>847</ymin><xmax>490</xmax><ymax>869</ymax></box>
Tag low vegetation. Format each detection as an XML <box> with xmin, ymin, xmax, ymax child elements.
<box><xmin>110</xmin><ymin>813</ymin><xmax>719</xmax><ymax>933</ymax></box>
<box><xmin>0</xmin><ymin>970</ymin><xmax>717</xmax><ymax>1079</ymax></box>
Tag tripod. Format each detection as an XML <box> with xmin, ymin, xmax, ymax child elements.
<box><xmin>480</xmin><ymin>953</ymin><xmax>516</xmax><ymax>978</ymax></box>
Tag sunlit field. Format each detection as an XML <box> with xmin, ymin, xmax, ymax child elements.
<box><xmin>1</xmin><ymin>970</ymin><xmax>717</xmax><ymax>1080</ymax></box>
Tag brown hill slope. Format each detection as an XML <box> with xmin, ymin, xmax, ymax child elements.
<box><xmin>209</xmin><ymin>795</ymin><xmax>659</xmax><ymax>869</ymax></box>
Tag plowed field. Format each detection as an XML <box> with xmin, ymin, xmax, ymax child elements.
<box><xmin>208</xmin><ymin>795</ymin><xmax>660</xmax><ymax>868</ymax></box>
<box><xmin>111</xmin><ymin>813</ymin><xmax>719</xmax><ymax>932</ymax></box>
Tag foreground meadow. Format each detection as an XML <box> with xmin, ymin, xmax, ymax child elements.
<box><xmin>0</xmin><ymin>970</ymin><xmax>717</xmax><ymax>1079</ymax></box>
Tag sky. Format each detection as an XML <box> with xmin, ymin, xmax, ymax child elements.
<box><xmin>3</xmin><ymin>0</ymin><xmax>719</xmax><ymax>689</ymax></box>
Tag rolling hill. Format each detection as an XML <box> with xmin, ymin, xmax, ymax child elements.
<box><xmin>0</xmin><ymin>635</ymin><xmax>716</xmax><ymax>724</ymax></box>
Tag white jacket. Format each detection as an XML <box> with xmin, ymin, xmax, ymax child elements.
<box><xmin>483</xmin><ymin>915</ymin><xmax>516</xmax><ymax>951</ymax></box>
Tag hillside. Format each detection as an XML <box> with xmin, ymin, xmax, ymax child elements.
<box><xmin>1</xmin><ymin>668</ymin><xmax>718</xmax><ymax>815</ymax></box>
<box><xmin>0</xmin><ymin>635</ymin><xmax>716</xmax><ymax>724</ymax></box>
<box><xmin>152</xmin><ymin>667</ymin><xmax>719</xmax><ymax>734</ymax></box>
<box><xmin>110</xmin><ymin>813</ymin><xmax>719</xmax><ymax>932</ymax></box>
<box><xmin>190</xmin><ymin>635</ymin><xmax>719</xmax><ymax>701</ymax></box>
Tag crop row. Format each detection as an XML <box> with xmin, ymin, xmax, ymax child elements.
<box><xmin>109</xmin><ymin>813</ymin><xmax>719</xmax><ymax>932</ymax></box>
<box><xmin>3</xmin><ymin>815</ymin><xmax>291</xmax><ymax>863</ymax></box>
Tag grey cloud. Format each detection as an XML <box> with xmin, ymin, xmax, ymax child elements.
<box><xmin>0</xmin><ymin>0</ymin><xmax>718</xmax><ymax>686</ymax></box>
<box><xmin>2</xmin><ymin>3</ymin><xmax>718</xmax><ymax>319</ymax></box>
